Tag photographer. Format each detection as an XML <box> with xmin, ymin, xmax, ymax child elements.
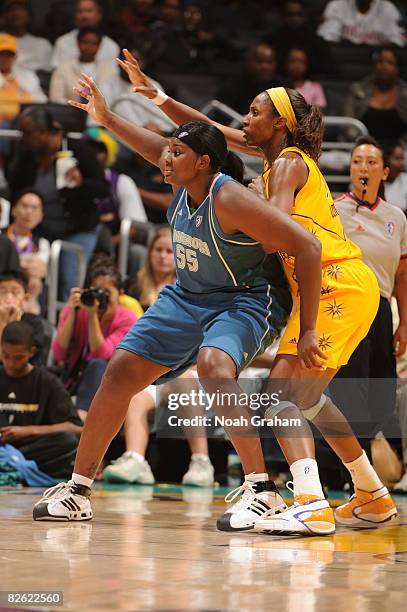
<box><xmin>52</xmin><ymin>261</ymin><xmax>138</xmax><ymax>421</ymax></box>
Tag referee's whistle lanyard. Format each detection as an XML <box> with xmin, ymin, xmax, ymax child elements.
<box><xmin>350</xmin><ymin>192</ymin><xmax>380</xmax><ymax>213</ymax></box>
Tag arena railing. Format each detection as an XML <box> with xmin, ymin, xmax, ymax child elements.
<box><xmin>47</xmin><ymin>240</ymin><xmax>87</xmax><ymax>326</ymax></box>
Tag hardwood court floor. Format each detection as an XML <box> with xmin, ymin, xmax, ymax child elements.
<box><xmin>1</xmin><ymin>484</ymin><xmax>407</xmax><ymax>611</ymax></box>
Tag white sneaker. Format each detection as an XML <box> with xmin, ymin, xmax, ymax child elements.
<box><xmin>253</xmin><ymin>492</ymin><xmax>335</xmax><ymax>536</ymax></box>
<box><xmin>33</xmin><ymin>481</ymin><xmax>92</xmax><ymax>522</ymax></box>
<box><xmin>393</xmin><ymin>472</ymin><xmax>407</xmax><ymax>494</ymax></box>
<box><xmin>182</xmin><ymin>456</ymin><xmax>215</xmax><ymax>487</ymax></box>
<box><xmin>217</xmin><ymin>474</ymin><xmax>287</xmax><ymax>532</ymax></box>
<box><xmin>102</xmin><ymin>452</ymin><xmax>155</xmax><ymax>484</ymax></box>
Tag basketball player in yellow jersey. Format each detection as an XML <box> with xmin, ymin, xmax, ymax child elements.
<box><xmin>118</xmin><ymin>51</ymin><xmax>398</xmax><ymax>535</ymax></box>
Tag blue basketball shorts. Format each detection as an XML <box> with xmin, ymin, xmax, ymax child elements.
<box><xmin>117</xmin><ymin>283</ymin><xmax>289</xmax><ymax>382</ymax></box>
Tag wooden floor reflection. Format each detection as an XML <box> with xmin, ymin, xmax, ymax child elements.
<box><xmin>1</xmin><ymin>485</ymin><xmax>407</xmax><ymax>611</ymax></box>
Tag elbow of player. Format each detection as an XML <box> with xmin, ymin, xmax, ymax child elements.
<box><xmin>303</xmin><ymin>235</ymin><xmax>322</xmax><ymax>262</ymax></box>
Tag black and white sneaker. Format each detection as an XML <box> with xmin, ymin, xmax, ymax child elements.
<box><xmin>33</xmin><ymin>480</ymin><xmax>93</xmax><ymax>522</ymax></box>
<box><xmin>217</xmin><ymin>474</ymin><xmax>287</xmax><ymax>532</ymax></box>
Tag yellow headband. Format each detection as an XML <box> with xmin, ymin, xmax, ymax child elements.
<box><xmin>266</xmin><ymin>87</ymin><xmax>297</xmax><ymax>133</ymax></box>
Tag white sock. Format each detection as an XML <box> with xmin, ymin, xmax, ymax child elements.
<box><xmin>290</xmin><ymin>458</ymin><xmax>325</xmax><ymax>498</ymax></box>
<box><xmin>246</xmin><ymin>472</ymin><xmax>269</xmax><ymax>483</ymax></box>
<box><xmin>125</xmin><ymin>451</ymin><xmax>145</xmax><ymax>463</ymax></box>
<box><xmin>72</xmin><ymin>473</ymin><xmax>93</xmax><ymax>489</ymax></box>
<box><xmin>344</xmin><ymin>451</ymin><xmax>383</xmax><ymax>492</ymax></box>
<box><xmin>191</xmin><ymin>453</ymin><xmax>210</xmax><ymax>462</ymax></box>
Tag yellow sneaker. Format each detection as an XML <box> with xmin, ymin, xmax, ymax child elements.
<box><xmin>335</xmin><ymin>486</ymin><xmax>398</xmax><ymax>528</ymax></box>
<box><xmin>253</xmin><ymin>494</ymin><xmax>336</xmax><ymax>536</ymax></box>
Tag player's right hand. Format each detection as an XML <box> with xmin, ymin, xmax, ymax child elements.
<box><xmin>297</xmin><ymin>329</ymin><xmax>328</xmax><ymax>370</ymax></box>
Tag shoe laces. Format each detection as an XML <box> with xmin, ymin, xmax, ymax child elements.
<box><xmin>40</xmin><ymin>481</ymin><xmax>73</xmax><ymax>502</ymax></box>
<box><xmin>224</xmin><ymin>473</ymin><xmax>257</xmax><ymax>504</ymax></box>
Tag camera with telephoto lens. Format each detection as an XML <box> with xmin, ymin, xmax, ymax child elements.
<box><xmin>80</xmin><ymin>287</ymin><xmax>108</xmax><ymax>310</ymax></box>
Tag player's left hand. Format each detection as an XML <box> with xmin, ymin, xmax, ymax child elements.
<box><xmin>393</xmin><ymin>323</ymin><xmax>407</xmax><ymax>357</ymax></box>
<box><xmin>297</xmin><ymin>330</ymin><xmax>328</xmax><ymax>369</ymax></box>
<box><xmin>248</xmin><ymin>175</ymin><xmax>266</xmax><ymax>199</ymax></box>
<box><xmin>117</xmin><ymin>49</ymin><xmax>159</xmax><ymax>99</ymax></box>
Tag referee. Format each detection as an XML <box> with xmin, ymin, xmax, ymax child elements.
<box><xmin>331</xmin><ymin>136</ymin><xmax>407</xmax><ymax>459</ymax></box>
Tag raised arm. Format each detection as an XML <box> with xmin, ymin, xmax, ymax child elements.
<box><xmin>216</xmin><ymin>181</ymin><xmax>325</xmax><ymax>368</ymax></box>
<box><xmin>117</xmin><ymin>50</ymin><xmax>259</xmax><ymax>157</ymax></box>
<box><xmin>69</xmin><ymin>73</ymin><xmax>168</xmax><ymax>167</ymax></box>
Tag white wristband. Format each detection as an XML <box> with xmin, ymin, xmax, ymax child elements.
<box><xmin>151</xmin><ymin>89</ymin><xmax>169</xmax><ymax>106</ymax></box>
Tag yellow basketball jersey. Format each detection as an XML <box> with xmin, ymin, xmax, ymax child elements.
<box><xmin>263</xmin><ymin>147</ymin><xmax>361</xmax><ymax>293</ymax></box>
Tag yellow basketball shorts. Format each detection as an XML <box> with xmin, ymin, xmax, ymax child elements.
<box><xmin>277</xmin><ymin>258</ymin><xmax>380</xmax><ymax>369</ymax></box>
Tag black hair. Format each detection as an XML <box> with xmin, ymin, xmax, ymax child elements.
<box><xmin>75</xmin><ymin>0</ymin><xmax>102</xmax><ymax>9</ymax></box>
<box><xmin>220</xmin><ymin>151</ymin><xmax>245</xmax><ymax>184</ymax></box>
<box><xmin>351</xmin><ymin>136</ymin><xmax>388</xmax><ymax>200</ymax></box>
<box><xmin>383</xmin><ymin>139</ymin><xmax>404</xmax><ymax>159</ymax></box>
<box><xmin>86</xmin><ymin>254</ymin><xmax>122</xmax><ymax>290</ymax></box>
<box><xmin>19</xmin><ymin>106</ymin><xmax>62</xmax><ymax>134</ymax></box>
<box><xmin>0</xmin><ymin>270</ymin><xmax>29</xmax><ymax>292</ymax></box>
<box><xmin>172</xmin><ymin>121</ymin><xmax>227</xmax><ymax>172</ymax></box>
<box><xmin>372</xmin><ymin>44</ymin><xmax>400</xmax><ymax>67</ymax></box>
<box><xmin>3</xmin><ymin>0</ymin><xmax>31</xmax><ymax>17</ymax></box>
<box><xmin>12</xmin><ymin>187</ymin><xmax>44</xmax><ymax>209</ymax></box>
<box><xmin>269</xmin><ymin>88</ymin><xmax>323</xmax><ymax>161</ymax></box>
<box><xmin>1</xmin><ymin>320</ymin><xmax>34</xmax><ymax>348</ymax></box>
<box><xmin>77</xmin><ymin>26</ymin><xmax>103</xmax><ymax>43</ymax></box>
<box><xmin>352</xmin><ymin>135</ymin><xmax>389</xmax><ymax>166</ymax></box>
<box><xmin>86</xmin><ymin>139</ymin><xmax>108</xmax><ymax>155</ymax></box>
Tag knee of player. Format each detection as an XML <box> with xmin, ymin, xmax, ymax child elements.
<box><xmin>196</xmin><ymin>347</ymin><xmax>235</xmax><ymax>380</ymax></box>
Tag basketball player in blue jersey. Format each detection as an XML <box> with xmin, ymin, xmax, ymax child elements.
<box><xmin>32</xmin><ymin>73</ymin><xmax>326</xmax><ymax>523</ymax></box>
<box><xmin>116</xmin><ymin>50</ymin><xmax>398</xmax><ymax>536</ymax></box>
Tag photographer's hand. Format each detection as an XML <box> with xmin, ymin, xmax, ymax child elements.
<box><xmin>87</xmin><ymin>307</ymin><xmax>105</xmax><ymax>353</ymax></box>
<box><xmin>56</xmin><ymin>288</ymin><xmax>81</xmax><ymax>350</ymax></box>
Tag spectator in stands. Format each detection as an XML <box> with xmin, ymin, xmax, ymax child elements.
<box><xmin>266</xmin><ymin>0</ymin><xmax>333</xmax><ymax>75</ymax></box>
<box><xmin>116</xmin><ymin>0</ymin><xmax>156</xmax><ymax>36</ymax></box>
<box><xmin>0</xmin><ymin>32</ymin><xmax>46</xmax><ymax>123</ymax></box>
<box><xmin>6</xmin><ymin>189</ymin><xmax>49</xmax><ymax>314</ymax></box>
<box><xmin>10</xmin><ymin>106</ymin><xmax>108</xmax><ymax>300</ymax></box>
<box><xmin>331</xmin><ymin>136</ymin><xmax>407</xmax><ymax>453</ymax></box>
<box><xmin>51</xmin><ymin>0</ymin><xmax>120</xmax><ymax>68</ymax></box>
<box><xmin>0</xmin><ymin>0</ymin><xmax>52</xmax><ymax>71</ymax></box>
<box><xmin>283</xmin><ymin>46</ymin><xmax>327</xmax><ymax>108</ymax></box>
<box><xmin>49</xmin><ymin>26</ymin><xmax>117</xmax><ymax>106</ymax></box>
<box><xmin>88</xmin><ymin>253</ymin><xmax>144</xmax><ymax>318</ymax></box>
<box><xmin>103</xmin><ymin>45</ymin><xmax>174</xmax><ymax>134</ymax></box>
<box><xmin>0</xmin><ymin>321</ymin><xmax>82</xmax><ymax>479</ymax></box>
<box><xmin>0</xmin><ymin>270</ymin><xmax>46</xmax><ymax>365</ymax></box>
<box><xmin>385</xmin><ymin>141</ymin><xmax>407</xmax><ymax>213</ymax></box>
<box><xmin>0</xmin><ymin>32</ymin><xmax>46</xmax><ymax>188</ymax></box>
<box><xmin>0</xmin><ymin>232</ymin><xmax>19</xmax><ymax>273</ymax></box>
<box><xmin>52</xmin><ymin>259</ymin><xmax>137</xmax><ymax>421</ymax></box>
<box><xmin>181</xmin><ymin>2</ymin><xmax>227</xmax><ymax>72</ymax></box>
<box><xmin>87</xmin><ymin>138</ymin><xmax>147</xmax><ymax>249</ymax></box>
<box><xmin>104</xmin><ymin>228</ymin><xmax>215</xmax><ymax>487</ymax></box>
<box><xmin>146</xmin><ymin>0</ymin><xmax>205</xmax><ymax>75</ymax></box>
<box><xmin>217</xmin><ymin>42</ymin><xmax>290</xmax><ymax>115</ymax></box>
<box><xmin>343</xmin><ymin>45</ymin><xmax>407</xmax><ymax>145</ymax></box>
<box><xmin>318</xmin><ymin>0</ymin><xmax>405</xmax><ymax>47</ymax></box>
<box><xmin>126</xmin><ymin>226</ymin><xmax>174</xmax><ymax>309</ymax></box>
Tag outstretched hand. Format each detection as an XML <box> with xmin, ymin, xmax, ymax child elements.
<box><xmin>68</xmin><ymin>73</ymin><xmax>110</xmax><ymax>126</ymax></box>
<box><xmin>117</xmin><ymin>49</ymin><xmax>159</xmax><ymax>99</ymax></box>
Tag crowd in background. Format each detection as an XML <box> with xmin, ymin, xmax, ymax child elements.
<box><xmin>0</xmin><ymin>0</ymin><xmax>407</xmax><ymax>491</ymax></box>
